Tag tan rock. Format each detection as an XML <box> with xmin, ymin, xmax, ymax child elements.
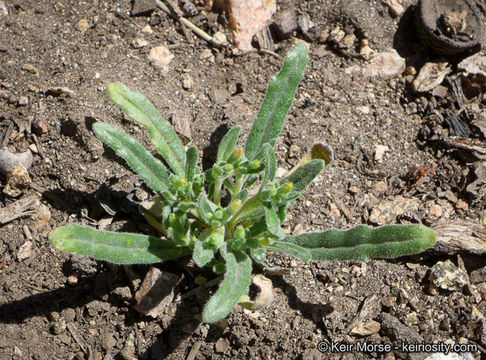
<box><xmin>225</xmin><ymin>0</ymin><xmax>276</xmax><ymax>53</ymax></box>
<box><xmin>148</xmin><ymin>46</ymin><xmax>174</xmax><ymax>71</ymax></box>
<box><xmin>350</xmin><ymin>320</ymin><xmax>381</xmax><ymax>336</ymax></box>
<box><xmin>359</xmin><ymin>50</ymin><xmax>405</xmax><ymax>79</ymax></box>
<box><xmin>4</xmin><ymin>163</ymin><xmax>31</xmax><ymax>197</ymax></box>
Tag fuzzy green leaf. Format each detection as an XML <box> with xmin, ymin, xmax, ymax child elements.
<box><xmin>244</xmin><ymin>42</ymin><xmax>308</xmax><ymax>161</ymax></box>
<box><xmin>185</xmin><ymin>146</ymin><xmax>199</xmax><ymax>182</ymax></box>
<box><xmin>282</xmin><ymin>224</ymin><xmax>437</xmax><ymax>261</ymax></box>
<box><xmin>93</xmin><ymin>122</ymin><xmax>170</xmax><ymax>195</ymax></box>
<box><xmin>264</xmin><ymin>205</ymin><xmax>280</xmax><ymax>236</ymax></box>
<box><xmin>203</xmin><ymin>248</ymin><xmax>252</xmax><ymax>323</ymax></box>
<box><xmin>279</xmin><ymin>159</ymin><xmax>324</xmax><ymax>197</ymax></box>
<box><xmin>193</xmin><ymin>240</ymin><xmax>214</xmax><ymax>267</ymax></box>
<box><xmin>197</xmin><ymin>193</ymin><xmax>216</xmax><ymax>224</ymax></box>
<box><xmin>107</xmin><ymin>82</ymin><xmax>186</xmax><ymax>176</ymax></box>
<box><xmin>217</xmin><ymin>126</ymin><xmax>241</xmax><ymax>163</ymax></box>
<box><xmin>264</xmin><ymin>241</ymin><xmax>311</xmax><ymax>261</ymax></box>
<box><xmin>49</xmin><ymin>224</ymin><xmax>191</xmax><ymax>264</ymax></box>
<box><xmin>261</xmin><ymin>143</ymin><xmax>276</xmax><ymax>187</ymax></box>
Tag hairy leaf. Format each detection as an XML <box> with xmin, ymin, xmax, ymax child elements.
<box><xmin>50</xmin><ymin>224</ymin><xmax>191</xmax><ymax>264</ymax></box>
<box><xmin>264</xmin><ymin>205</ymin><xmax>280</xmax><ymax>236</ymax></box>
<box><xmin>244</xmin><ymin>42</ymin><xmax>309</xmax><ymax>161</ymax></box>
<box><xmin>217</xmin><ymin>126</ymin><xmax>241</xmax><ymax>163</ymax></box>
<box><xmin>193</xmin><ymin>240</ymin><xmax>214</xmax><ymax>267</ymax></box>
<box><xmin>279</xmin><ymin>159</ymin><xmax>324</xmax><ymax>196</ymax></box>
<box><xmin>107</xmin><ymin>82</ymin><xmax>186</xmax><ymax>176</ymax></box>
<box><xmin>203</xmin><ymin>248</ymin><xmax>252</xmax><ymax>323</ymax></box>
<box><xmin>197</xmin><ymin>193</ymin><xmax>216</xmax><ymax>224</ymax></box>
<box><xmin>264</xmin><ymin>241</ymin><xmax>311</xmax><ymax>261</ymax></box>
<box><xmin>261</xmin><ymin>143</ymin><xmax>276</xmax><ymax>187</ymax></box>
<box><xmin>185</xmin><ymin>146</ymin><xmax>199</xmax><ymax>182</ymax></box>
<box><xmin>93</xmin><ymin>122</ymin><xmax>170</xmax><ymax>195</ymax></box>
<box><xmin>282</xmin><ymin>224</ymin><xmax>437</xmax><ymax>261</ymax></box>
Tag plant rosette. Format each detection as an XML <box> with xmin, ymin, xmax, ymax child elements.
<box><xmin>49</xmin><ymin>43</ymin><xmax>437</xmax><ymax>323</ymax></box>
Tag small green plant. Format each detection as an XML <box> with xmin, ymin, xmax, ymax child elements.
<box><xmin>49</xmin><ymin>43</ymin><xmax>436</xmax><ymax>323</ymax></box>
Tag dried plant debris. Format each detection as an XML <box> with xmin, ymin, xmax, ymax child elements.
<box><xmin>411</xmin><ymin>61</ymin><xmax>452</xmax><ymax>93</ymax></box>
<box><xmin>415</xmin><ymin>0</ymin><xmax>484</xmax><ymax>55</ymax></box>
<box><xmin>433</xmin><ymin>220</ymin><xmax>486</xmax><ymax>255</ymax></box>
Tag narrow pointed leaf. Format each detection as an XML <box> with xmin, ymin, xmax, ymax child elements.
<box><xmin>93</xmin><ymin>122</ymin><xmax>170</xmax><ymax>195</ymax></box>
<box><xmin>217</xmin><ymin>126</ymin><xmax>241</xmax><ymax>162</ymax></box>
<box><xmin>107</xmin><ymin>82</ymin><xmax>186</xmax><ymax>176</ymax></box>
<box><xmin>279</xmin><ymin>159</ymin><xmax>324</xmax><ymax>196</ymax></box>
<box><xmin>193</xmin><ymin>240</ymin><xmax>214</xmax><ymax>267</ymax></box>
<box><xmin>244</xmin><ymin>42</ymin><xmax>308</xmax><ymax>161</ymax></box>
<box><xmin>49</xmin><ymin>224</ymin><xmax>191</xmax><ymax>264</ymax></box>
<box><xmin>261</xmin><ymin>143</ymin><xmax>276</xmax><ymax>187</ymax></box>
<box><xmin>203</xmin><ymin>248</ymin><xmax>252</xmax><ymax>323</ymax></box>
<box><xmin>264</xmin><ymin>205</ymin><xmax>280</xmax><ymax>236</ymax></box>
<box><xmin>185</xmin><ymin>146</ymin><xmax>199</xmax><ymax>182</ymax></box>
<box><xmin>264</xmin><ymin>241</ymin><xmax>311</xmax><ymax>261</ymax></box>
<box><xmin>282</xmin><ymin>224</ymin><xmax>437</xmax><ymax>261</ymax></box>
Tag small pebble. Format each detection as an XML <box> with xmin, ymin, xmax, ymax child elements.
<box><xmin>17</xmin><ymin>241</ymin><xmax>34</xmax><ymax>261</ymax></box>
<box><xmin>428</xmin><ymin>204</ymin><xmax>443</xmax><ymax>218</ymax></box>
<box><xmin>350</xmin><ymin>320</ymin><xmax>381</xmax><ymax>336</ymax></box>
<box><xmin>142</xmin><ymin>24</ymin><xmax>153</xmax><ymax>34</ymax></box>
<box><xmin>182</xmin><ymin>73</ymin><xmax>194</xmax><ymax>90</ymax></box>
<box><xmin>148</xmin><ymin>45</ymin><xmax>174</xmax><ymax>71</ymax></box>
<box><xmin>50</xmin><ymin>318</ymin><xmax>67</xmax><ymax>335</ymax></box>
<box><xmin>67</xmin><ymin>274</ymin><xmax>79</xmax><ymax>285</ymax></box>
<box><xmin>288</xmin><ymin>144</ymin><xmax>301</xmax><ymax>158</ymax></box>
<box><xmin>18</xmin><ymin>96</ymin><xmax>29</xmax><ymax>106</ymax></box>
<box><xmin>32</xmin><ymin>119</ymin><xmax>48</xmax><ymax>135</ymax></box>
<box><xmin>77</xmin><ymin>19</ymin><xmax>89</xmax><ymax>34</ymax></box>
<box><xmin>132</xmin><ymin>37</ymin><xmax>148</xmax><ymax>48</ymax></box>
<box><xmin>455</xmin><ymin>199</ymin><xmax>468</xmax><ymax>211</ymax></box>
<box><xmin>215</xmin><ymin>338</ymin><xmax>230</xmax><ymax>353</ymax></box>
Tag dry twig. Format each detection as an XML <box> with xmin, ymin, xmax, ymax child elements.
<box><xmin>155</xmin><ymin>0</ymin><xmax>224</xmax><ymax>48</ymax></box>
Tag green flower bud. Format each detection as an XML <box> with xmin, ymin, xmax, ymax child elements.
<box><xmin>214</xmin><ymin>209</ymin><xmax>224</xmax><ymax>220</ymax></box>
<box><xmin>205</xmin><ymin>233</ymin><xmax>224</xmax><ymax>250</ymax></box>
<box><xmin>275</xmin><ymin>182</ymin><xmax>293</xmax><ymax>200</ymax></box>
<box><xmin>234</xmin><ymin>225</ymin><xmax>245</xmax><ymax>239</ymax></box>
<box><xmin>228</xmin><ymin>147</ymin><xmax>243</xmax><ymax>163</ymax></box>
<box><xmin>212</xmin><ymin>165</ymin><xmax>224</xmax><ymax>178</ymax></box>
<box><xmin>280</xmin><ymin>182</ymin><xmax>293</xmax><ymax>193</ymax></box>
<box><xmin>169</xmin><ymin>213</ymin><xmax>176</xmax><ymax>223</ymax></box>
<box><xmin>176</xmin><ymin>177</ymin><xmax>187</xmax><ymax>186</ymax></box>
<box><xmin>259</xmin><ymin>185</ymin><xmax>277</xmax><ymax>202</ymax></box>
<box><xmin>236</xmin><ymin>164</ymin><xmax>248</xmax><ymax>175</ymax></box>
<box><xmin>228</xmin><ymin>199</ymin><xmax>242</xmax><ymax>213</ymax></box>
<box><xmin>222</xmin><ymin>163</ymin><xmax>234</xmax><ymax>173</ymax></box>
<box><xmin>249</xmin><ymin>159</ymin><xmax>261</xmax><ymax>170</ymax></box>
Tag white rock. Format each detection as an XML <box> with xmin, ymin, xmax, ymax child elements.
<box><xmin>17</xmin><ymin>241</ymin><xmax>34</xmax><ymax>261</ymax></box>
<box><xmin>148</xmin><ymin>46</ymin><xmax>174</xmax><ymax>71</ymax></box>
<box><xmin>346</xmin><ymin>50</ymin><xmax>405</xmax><ymax>79</ymax></box>
<box><xmin>374</xmin><ymin>144</ymin><xmax>389</xmax><ymax>163</ymax></box>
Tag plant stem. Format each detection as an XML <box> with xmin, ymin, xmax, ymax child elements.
<box><xmin>226</xmin><ymin>194</ymin><xmax>262</xmax><ymax>230</ymax></box>
<box><xmin>213</xmin><ymin>177</ymin><xmax>223</xmax><ymax>206</ymax></box>
<box><xmin>234</xmin><ymin>173</ymin><xmax>247</xmax><ymax>194</ymax></box>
